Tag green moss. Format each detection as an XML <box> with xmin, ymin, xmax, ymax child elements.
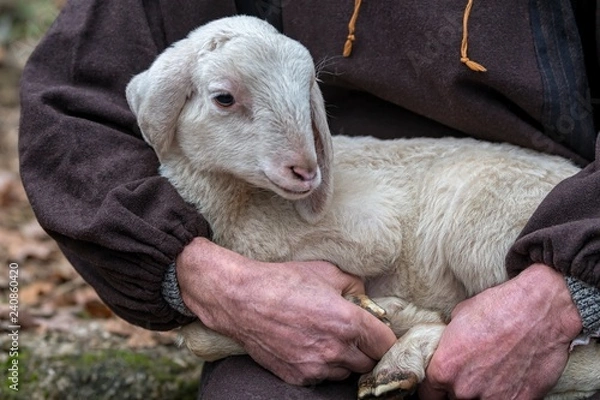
<box><xmin>0</xmin><ymin>348</ymin><xmax>203</xmax><ymax>400</ymax></box>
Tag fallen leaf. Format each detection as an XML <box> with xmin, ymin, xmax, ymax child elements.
<box><xmin>68</xmin><ymin>285</ymin><xmax>112</xmax><ymax>318</ymax></box>
<box><xmin>73</xmin><ymin>285</ymin><xmax>101</xmax><ymax>305</ymax></box>
<box><xmin>0</xmin><ymin>226</ymin><xmax>56</xmax><ymax>263</ymax></box>
<box><xmin>83</xmin><ymin>298</ymin><xmax>113</xmax><ymax>319</ymax></box>
<box><xmin>126</xmin><ymin>329</ymin><xmax>159</xmax><ymax>349</ymax></box>
<box><xmin>20</xmin><ymin>281</ymin><xmax>55</xmax><ymax>306</ymax></box>
<box><xmin>104</xmin><ymin>317</ymin><xmax>165</xmax><ymax>349</ymax></box>
<box><xmin>104</xmin><ymin>317</ymin><xmax>139</xmax><ymax>337</ymax></box>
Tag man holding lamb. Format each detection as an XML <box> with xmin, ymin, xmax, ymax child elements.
<box><xmin>19</xmin><ymin>0</ymin><xmax>599</xmax><ymax>399</ymax></box>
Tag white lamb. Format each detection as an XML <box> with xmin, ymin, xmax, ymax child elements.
<box><xmin>126</xmin><ymin>16</ymin><xmax>600</xmax><ymax>400</ymax></box>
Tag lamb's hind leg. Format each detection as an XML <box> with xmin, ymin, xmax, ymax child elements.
<box><xmin>546</xmin><ymin>341</ymin><xmax>600</xmax><ymax>400</ymax></box>
<box><xmin>179</xmin><ymin>320</ymin><xmax>246</xmax><ymax>361</ymax></box>
<box><xmin>357</xmin><ymin>297</ymin><xmax>446</xmax><ymax>399</ymax></box>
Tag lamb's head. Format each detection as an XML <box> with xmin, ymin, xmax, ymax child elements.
<box><xmin>126</xmin><ymin>16</ymin><xmax>333</xmax><ymax>224</ymax></box>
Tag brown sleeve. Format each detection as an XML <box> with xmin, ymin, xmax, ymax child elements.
<box><xmin>18</xmin><ymin>0</ymin><xmax>235</xmax><ymax>330</ymax></box>
<box><xmin>506</xmin><ymin>135</ymin><xmax>600</xmax><ymax>288</ymax></box>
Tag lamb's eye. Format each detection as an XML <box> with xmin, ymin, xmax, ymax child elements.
<box><xmin>214</xmin><ymin>93</ymin><xmax>235</xmax><ymax>107</ymax></box>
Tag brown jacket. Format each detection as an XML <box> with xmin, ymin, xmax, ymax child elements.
<box><xmin>19</xmin><ymin>0</ymin><xmax>599</xmax><ymax>330</ymax></box>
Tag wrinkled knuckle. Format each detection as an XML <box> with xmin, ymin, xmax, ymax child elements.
<box><xmin>321</xmin><ymin>344</ymin><xmax>342</xmax><ymax>364</ymax></box>
<box><xmin>298</xmin><ymin>364</ymin><xmax>328</xmax><ymax>384</ymax></box>
<box><xmin>294</xmin><ymin>376</ymin><xmax>314</xmax><ymax>386</ymax></box>
<box><xmin>453</xmin><ymin>383</ymin><xmax>475</xmax><ymax>399</ymax></box>
<box><xmin>328</xmin><ymin>310</ymin><xmax>359</xmax><ymax>341</ymax></box>
<box><xmin>428</xmin><ymin>360</ymin><xmax>455</xmax><ymax>386</ymax></box>
<box><xmin>284</xmin><ymin>374</ymin><xmax>306</xmax><ymax>386</ymax></box>
<box><xmin>354</xmin><ymin>358</ymin><xmax>376</xmax><ymax>374</ymax></box>
<box><xmin>330</xmin><ymin>368</ymin><xmax>352</xmax><ymax>381</ymax></box>
<box><xmin>337</xmin><ymin>304</ymin><xmax>358</xmax><ymax>324</ymax></box>
<box><xmin>275</xmin><ymin>367</ymin><xmax>307</xmax><ymax>386</ymax></box>
<box><xmin>292</xmin><ymin>373</ymin><xmax>312</xmax><ymax>386</ymax></box>
<box><xmin>428</xmin><ymin>362</ymin><xmax>477</xmax><ymax>399</ymax></box>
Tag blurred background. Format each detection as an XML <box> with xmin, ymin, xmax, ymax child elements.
<box><xmin>0</xmin><ymin>1</ymin><xmax>203</xmax><ymax>398</ymax></box>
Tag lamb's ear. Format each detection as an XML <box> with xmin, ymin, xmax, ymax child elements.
<box><xmin>295</xmin><ymin>81</ymin><xmax>334</xmax><ymax>224</ymax></box>
<box><xmin>126</xmin><ymin>39</ymin><xmax>198</xmax><ymax>161</ymax></box>
<box><xmin>126</xmin><ymin>31</ymin><xmax>235</xmax><ymax>161</ymax></box>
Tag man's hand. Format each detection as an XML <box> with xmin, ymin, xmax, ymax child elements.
<box><xmin>176</xmin><ymin>237</ymin><xmax>397</xmax><ymax>385</ymax></box>
<box><xmin>419</xmin><ymin>264</ymin><xmax>583</xmax><ymax>399</ymax></box>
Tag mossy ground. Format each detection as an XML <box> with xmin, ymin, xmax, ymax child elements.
<box><xmin>1</xmin><ymin>337</ymin><xmax>203</xmax><ymax>400</ymax></box>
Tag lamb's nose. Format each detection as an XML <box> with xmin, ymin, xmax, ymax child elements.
<box><xmin>292</xmin><ymin>166</ymin><xmax>318</xmax><ymax>182</ymax></box>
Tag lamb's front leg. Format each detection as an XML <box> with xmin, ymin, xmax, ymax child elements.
<box><xmin>356</xmin><ymin>297</ymin><xmax>446</xmax><ymax>399</ymax></box>
<box><xmin>358</xmin><ymin>323</ymin><xmax>446</xmax><ymax>399</ymax></box>
<box><xmin>345</xmin><ymin>294</ymin><xmax>391</xmax><ymax>326</ymax></box>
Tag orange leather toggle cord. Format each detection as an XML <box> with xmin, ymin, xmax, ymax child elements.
<box><xmin>343</xmin><ymin>0</ymin><xmax>486</xmax><ymax>71</ymax></box>
<box><xmin>343</xmin><ymin>0</ymin><xmax>363</xmax><ymax>57</ymax></box>
<box><xmin>461</xmin><ymin>0</ymin><xmax>487</xmax><ymax>72</ymax></box>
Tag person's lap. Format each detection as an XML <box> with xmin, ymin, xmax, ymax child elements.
<box><xmin>198</xmin><ymin>355</ymin><xmax>600</xmax><ymax>400</ymax></box>
<box><xmin>198</xmin><ymin>356</ymin><xmax>359</xmax><ymax>400</ymax></box>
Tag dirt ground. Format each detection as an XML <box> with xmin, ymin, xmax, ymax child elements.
<box><xmin>0</xmin><ymin>2</ymin><xmax>204</xmax><ymax>398</ymax></box>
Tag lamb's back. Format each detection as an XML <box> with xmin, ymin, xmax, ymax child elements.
<box><xmin>330</xmin><ymin>135</ymin><xmax>580</xmax><ymax>312</ymax></box>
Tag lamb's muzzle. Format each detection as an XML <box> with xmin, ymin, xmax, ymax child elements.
<box><xmin>264</xmin><ymin>162</ymin><xmax>321</xmax><ymax>199</ymax></box>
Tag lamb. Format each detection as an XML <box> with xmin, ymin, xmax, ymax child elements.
<box><xmin>125</xmin><ymin>15</ymin><xmax>600</xmax><ymax>400</ymax></box>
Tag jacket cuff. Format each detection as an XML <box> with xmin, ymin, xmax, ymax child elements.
<box><xmin>162</xmin><ymin>263</ymin><xmax>196</xmax><ymax>317</ymax></box>
<box><xmin>565</xmin><ymin>276</ymin><xmax>600</xmax><ymax>339</ymax></box>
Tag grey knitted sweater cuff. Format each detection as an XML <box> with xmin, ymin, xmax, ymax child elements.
<box><xmin>162</xmin><ymin>263</ymin><xmax>196</xmax><ymax>317</ymax></box>
<box><xmin>565</xmin><ymin>276</ymin><xmax>600</xmax><ymax>338</ymax></box>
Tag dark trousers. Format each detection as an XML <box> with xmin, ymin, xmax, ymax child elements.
<box><xmin>198</xmin><ymin>356</ymin><xmax>360</xmax><ymax>400</ymax></box>
<box><xmin>198</xmin><ymin>356</ymin><xmax>600</xmax><ymax>400</ymax></box>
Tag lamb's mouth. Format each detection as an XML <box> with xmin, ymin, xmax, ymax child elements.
<box><xmin>265</xmin><ymin>176</ymin><xmax>314</xmax><ymax>199</ymax></box>
<box><xmin>273</xmin><ymin>183</ymin><xmax>313</xmax><ymax>198</ymax></box>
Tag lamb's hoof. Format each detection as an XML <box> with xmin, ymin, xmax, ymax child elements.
<box><xmin>357</xmin><ymin>370</ymin><xmax>419</xmax><ymax>400</ymax></box>
<box><xmin>345</xmin><ymin>294</ymin><xmax>391</xmax><ymax>326</ymax></box>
